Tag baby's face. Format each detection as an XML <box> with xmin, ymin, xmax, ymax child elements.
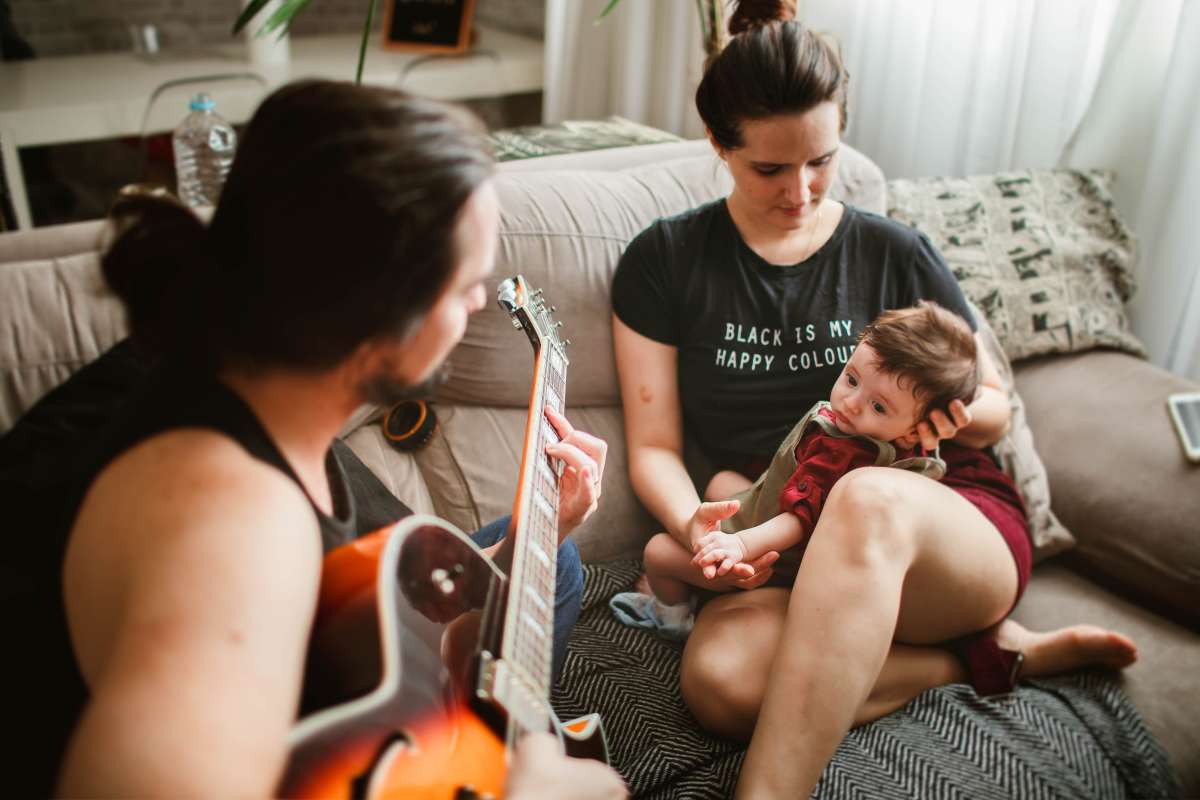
<box><xmin>828</xmin><ymin>343</ymin><xmax>922</xmax><ymax>443</ymax></box>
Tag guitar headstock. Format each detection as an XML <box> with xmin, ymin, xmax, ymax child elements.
<box><xmin>496</xmin><ymin>275</ymin><xmax>570</xmax><ymax>362</ymax></box>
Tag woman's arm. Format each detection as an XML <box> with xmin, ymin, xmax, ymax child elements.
<box><xmin>59</xmin><ymin>432</ymin><xmax>323</xmax><ymax>797</ymax></box>
<box><xmin>953</xmin><ymin>338</ymin><xmax>1011</xmax><ymax>448</ymax></box>
<box><xmin>613</xmin><ymin>315</ymin><xmax>703</xmax><ymax>545</ymax></box>
<box><xmin>614</xmin><ymin>316</ymin><xmax>776</xmax><ymax>587</ymax></box>
<box><xmin>914</xmin><ymin>337</ymin><xmax>1011</xmax><ymax>451</ymax></box>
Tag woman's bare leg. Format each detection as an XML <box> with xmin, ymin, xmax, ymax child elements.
<box><xmin>682</xmin><ymin>588</ymin><xmax>969</xmax><ymax>740</ymax></box>
<box><xmin>733</xmin><ymin>467</ymin><xmax>1135</xmax><ymax>798</ymax></box>
<box><xmin>735</xmin><ymin>469</ymin><xmax>1014</xmax><ymax>797</ymax></box>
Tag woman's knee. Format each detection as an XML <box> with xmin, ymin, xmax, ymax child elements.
<box><xmin>821</xmin><ymin>468</ymin><xmax>917</xmax><ymax>561</ymax></box>
<box><xmin>680</xmin><ymin>603</ymin><xmax>780</xmax><ymax>739</ymax></box>
<box><xmin>680</xmin><ymin>644</ymin><xmax>759</xmax><ymax>740</ymax></box>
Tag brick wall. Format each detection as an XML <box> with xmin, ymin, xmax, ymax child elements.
<box><xmin>8</xmin><ymin>0</ymin><xmax>543</xmax><ymax>57</ymax></box>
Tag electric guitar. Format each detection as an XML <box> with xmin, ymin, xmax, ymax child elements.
<box><xmin>278</xmin><ymin>276</ymin><xmax>607</xmax><ymax>799</ymax></box>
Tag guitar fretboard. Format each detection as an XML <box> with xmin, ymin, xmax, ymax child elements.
<box><xmin>499</xmin><ymin>329</ymin><xmax>568</xmax><ymax>727</ymax></box>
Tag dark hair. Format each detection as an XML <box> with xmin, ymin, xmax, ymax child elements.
<box><xmin>858</xmin><ymin>301</ymin><xmax>979</xmax><ymax>419</ymax></box>
<box><xmin>102</xmin><ymin>79</ymin><xmax>493</xmax><ymax>371</ymax></box>
<box><xmin>696</xmin><ymin>0</ymin><xmax>849</xmax><ymax>150</ymax></box>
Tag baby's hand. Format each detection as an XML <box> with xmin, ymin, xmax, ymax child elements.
<box><xmin>692</xmin><ymin>531</ymin><xmax>749</xmax><ymax>579</ymax></box>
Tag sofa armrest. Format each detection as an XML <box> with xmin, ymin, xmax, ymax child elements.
<box><xmin>1014</xmin><ymin>351</ymin><xmax>1200</xmax><ymax>630</ymax></box>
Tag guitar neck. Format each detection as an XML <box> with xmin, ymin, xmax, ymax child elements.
<box><xmin>495</xmin><ymin>331</ymin><xmax>568</xmax><ymax>734</ymax></box>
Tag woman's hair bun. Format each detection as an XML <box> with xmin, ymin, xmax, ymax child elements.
<box><xmin>728</xmin><ymin>0</ymin><xmax>797</xmax><ymax>36</ymax></box>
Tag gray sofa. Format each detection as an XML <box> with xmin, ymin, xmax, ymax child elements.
<box><xmin>1</xmin><ymin>140</ymin><xmax>1197</xmax><ymax>796</ymax></box>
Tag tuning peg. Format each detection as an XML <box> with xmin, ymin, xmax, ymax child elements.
<box><xmin>550</xmin><ymin>305</ymin><xmax>557</xmax><ymax>313</ymax></box>
<box><xmin>563</xmin><ymin>339</ymin><xmax>572</xmax><ymax>347</ymax></box>
<box><xmin>553</xmin><ymin>321</ymin><xmax>564</xmax><ymax>329</ymax></box>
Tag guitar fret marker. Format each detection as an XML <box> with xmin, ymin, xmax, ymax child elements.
<box><xmin>529</xmin><ymin>540</ymin><xmax>551</xmax><ymax>568</ymax></box>
<box><xmin>533</xmin><ymin>492</ymin><xmax>554</xmax><ymax>524</ymax></box>
<box><xmin>521</xmin><ymin>612</ymin><xmax>547</xmax><ymax>639</ymax></box>
<box><xmin>524</xmin><ymin>584</ymin><xmax>548</xmax><ymax>612</ymax></box>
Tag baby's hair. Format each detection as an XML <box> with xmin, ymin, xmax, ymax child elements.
<box><xmin>858</xmin><ymin>301</ymin><xmax>979</xmax><ymax>419</ymax></box>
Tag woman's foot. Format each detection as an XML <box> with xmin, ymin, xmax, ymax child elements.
<box><xmin>994</xmin><ymin>619</ymin><xmax>1138</xmax><ymax>678</ymax></box>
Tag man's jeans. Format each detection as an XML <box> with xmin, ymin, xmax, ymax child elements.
<box><xmin>469</xmin><ymin>515</ymin><xmax>584</xmax><ymax>682</ymax></box>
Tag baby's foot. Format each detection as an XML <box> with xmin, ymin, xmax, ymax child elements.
<box><xmin>994</xmin><ymin>619</ymin><xmax>1138</xmax><ymax>678</ymax></box>
<box><xmin>609</xmin><ymin>591</ymin><xmax>695</xmax><ymax>641</ymax></box>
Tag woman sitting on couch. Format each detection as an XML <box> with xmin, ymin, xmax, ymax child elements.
<box><xmin>611</xmin><ymin>1</ymin><xmax>1137</xmax><ymax>796</ymax></box>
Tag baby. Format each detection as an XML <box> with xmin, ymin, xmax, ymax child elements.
<box><xmin>611</xmin><ymin>301</ymin><xmax>980</xmax><ymax>639</ymax></box>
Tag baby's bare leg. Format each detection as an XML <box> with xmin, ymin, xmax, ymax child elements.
<box><xmin>643</xmin><ymin>532</ymin><xmax>731</xmax><ymax>604</ymax></box>
<box><xmin>705</xmin><ymin>470</ymin><xmax>753</xmax><ymax>501</ymax></box>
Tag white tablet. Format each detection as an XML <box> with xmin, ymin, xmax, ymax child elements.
<box><xmin>1166</xmin><ymin>392</ymin><xmax>1200</xmax><ymax>463</ymax></box>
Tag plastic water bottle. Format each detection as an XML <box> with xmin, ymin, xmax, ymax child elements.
<box><xmin>172</xmin><ymin>93</ymin><xmax>237</xmax><ymax>208</ymax></box>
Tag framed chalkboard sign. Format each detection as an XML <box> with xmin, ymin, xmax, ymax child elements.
<box><xmin>383</xmin><ymin>0</ymin><xmax>477</xmax><ymax>54</ymax></box>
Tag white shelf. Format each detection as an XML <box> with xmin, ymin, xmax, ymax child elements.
<box><xmin>0</xmin><ymin>25</ymin><xmax>544</xmax><ymax>229</ymax></box>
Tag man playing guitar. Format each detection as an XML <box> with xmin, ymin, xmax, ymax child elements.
<box><xmin>11</xmin><ymin>80</ymin><xmax>625</xmax><ymax>798</ymax></box>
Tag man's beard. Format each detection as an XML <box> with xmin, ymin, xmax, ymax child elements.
<box><xmin>359</xmin><ymin>360</ymin><xmax>452</xmax><ymax>407</ymax></box>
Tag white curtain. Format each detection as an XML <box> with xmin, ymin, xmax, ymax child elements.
<box><xmin>1064</xmin><ymin>0</ymin><xmax>1200</xmax><ymax>380</ymax></box>
<box><xmin>801</xmin><ymin>0</ymin><xmax>1119</xmax><ymax>179</ymax></box>
<box><xmin>543</xmin><ymin>0</ymin><xmax>707</xmax><ymax>138</ymax></box>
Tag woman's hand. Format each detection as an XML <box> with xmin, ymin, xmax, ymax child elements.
<box><xmin>702</xmin><ymin>551</ymin><xmax>780</xmax><ymax>591</ymax></box>
<box><xmin>692</xmin><ymin>531</ymin><xmax>748</xmax><ymax>578</ymax></box>
<box><xmin>545</xmin><ymin>407</ymin><xmax>608</xmax><ymax>541</ymax></box>
<box><xmin>506</xmin><ymin>733</ymin><xmax>627</xmax><ymax>800</ymax></box>
<box><xmin>683</xmin><ymin>499</ymin><xmax>740</xmax><ymax>548</ymax></box>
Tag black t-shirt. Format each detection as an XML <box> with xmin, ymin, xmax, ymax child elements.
<box><xmin>0</xmin><ymin>341</ymin><xmax>411</xmax><ymax>797</ymax></box>
<box><xmin>611</xmin><ymin>200</ymin><xmax>975</xmax><ymax>463</ymax></box>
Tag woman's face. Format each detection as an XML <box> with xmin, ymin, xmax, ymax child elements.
<box><xmin>716</xmin><ymin>102</ymin><xmax>842</xmax><ymax>232</ymax></box>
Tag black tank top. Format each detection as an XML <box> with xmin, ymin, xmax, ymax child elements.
<box><xmin>2</xmin><ymin>343</ymin><xmax>409</xmax><ymax>796</ymax></box>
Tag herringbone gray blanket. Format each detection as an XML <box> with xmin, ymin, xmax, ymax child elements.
<box><xmin>552</xmin><ymin>561</ymin><xmax>1180</xmax><ymax>800</ymax></box>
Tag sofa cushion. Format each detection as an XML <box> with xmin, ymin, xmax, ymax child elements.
<box><xmin>0</xmin><ymin>249</ymin><xmax>128</xmax><ymax>433</ymax></box>
<box><xmin>1014</xmin><ymin>351</ymin><xmax>1200</xmax><ymax>629</ymax></box>
<box><xmin>969</xmin><ymin>301</ymin><xmax>1074</xmax><ymax>561</ymax></box>
<box><xmin>887</xmin><ymin>169</ymin><xmax>1144</xmax><ymax>362</ymax></box>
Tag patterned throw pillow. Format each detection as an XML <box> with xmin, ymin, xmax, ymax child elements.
<box><xmin>967</xmin><ymin>301</ymin><xmax>1075</xmax><ymax>562</ymax></box>
<box><xmin>888</xmin><ymin>170</ymin><xmax>1145</xmax><ymax>362</ymax></box>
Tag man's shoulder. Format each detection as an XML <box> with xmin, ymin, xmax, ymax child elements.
<box><xmin>85</xmin><ymin>428</ymin><xmax>317</xmax><ymax>545</ymax></box>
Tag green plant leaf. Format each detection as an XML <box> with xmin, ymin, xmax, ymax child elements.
<box><xmin>260</xmin><ymin>0</ymin><xmax>314</xmax><ymax>38</ymax></box>
<box><xmin>597</xmin><ymin>0</ymin><xmax>623</xmax><ymax>22</ymax></box>
<box><xmin>231</xmin><ymin>0</ymin><xmax>273</xmax><ymax>35</ymax></box>
<box><xmin>356</xmin><ymin>0</ymin><xmax>379</xmax><ymax>84</ymax></box>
